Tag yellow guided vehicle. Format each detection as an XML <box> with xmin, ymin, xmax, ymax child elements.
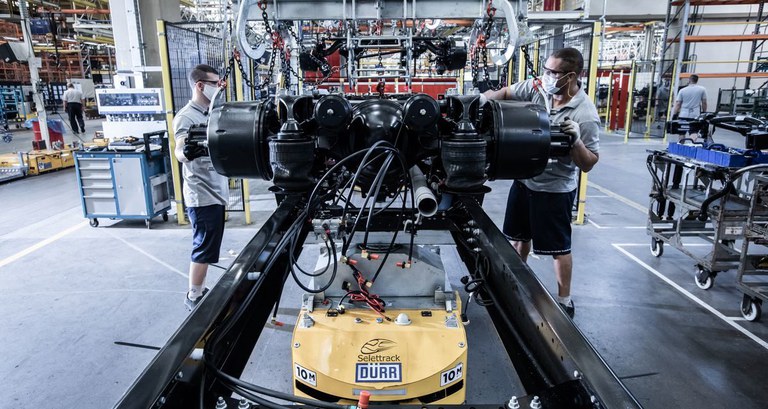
<box><xmin>292</xmin><ymin>244</ymin><xmax>467</xmax><ymax>404</ymax></box>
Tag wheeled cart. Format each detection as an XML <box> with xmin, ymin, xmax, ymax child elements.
<box><xmin>737</xmin><ymin>174</ymin><xmax>768</xmax><ymax>322</ymax></box>
<box><xmin>74</xmin><ymin>131</ymin><xmax>171</xmax><ymax>228</ymax></box>
<box><xmin>647</xmin><ymin>150</ymin><xmax>768</xmax><ymax>290</ymax></box>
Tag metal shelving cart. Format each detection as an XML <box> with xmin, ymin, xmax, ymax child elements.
<box><xmin>737</xmin><ymin>174</ymin><xmax>768</xmax><ymax>321</ymax></box>
<box><xmin>74</xmin><ymin>131</ymin><xmax>171</xmax><ymax>228</ymax></box>
<box><xmin>647</xmin><ymin>149</ymin><xmax>768</xmax><ymax>289</ymax></box>
<box><xmin>0</xmin><ymin>84</ymin><xmax>26</xmax><ymax>130</ymax></box>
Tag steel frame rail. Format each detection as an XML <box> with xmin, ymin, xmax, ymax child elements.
<box><xmin>114</xmin><ymin>193</ymin><xmax>641</xmax><ymax>409</ymax></box>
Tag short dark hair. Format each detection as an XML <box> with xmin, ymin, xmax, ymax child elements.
<box><xmin>188</xmin><ymin>64</ymin><xmax>219</xmax><ymax>88</ymax></box>
<box><xmin>551</xmin><ymin>47</ymin><xmax>584</xmax><ymax>74</ymax></box>
<box><xmin>689</xmin><ymin>74</ymin><xmax>699</xmax><ymax>83</ymax></box>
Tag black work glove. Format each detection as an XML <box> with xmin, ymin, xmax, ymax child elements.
<box><xmin>183</xmin><ymin>142</ymin><xmax>208</xmax><ymax>161</ymax></box>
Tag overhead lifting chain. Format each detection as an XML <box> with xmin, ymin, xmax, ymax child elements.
<box><xmin>472</xmin><ymin>0</ymin><xmax>507</xmax><ymax>90</ymax></box>
<box><xmin>221</xmin><ymin>0</ymin><xmax>280</xmax><ymax>94</ymax></box>
<box><xmin>520</xmin><ymin>44</ymin><xmax>539</xmax><ymax>81</ymax></box>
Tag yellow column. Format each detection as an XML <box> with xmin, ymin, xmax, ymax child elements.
<box><xmin>242</xmin><ymin>179</ymin><xmax>252</xmax><ymax>225</ymax></box>
<box><xmin>157</xmin><ymin>20</ymin><xmax>188</xmax><ymax>224</ymax></box>
<box><xmin>663</xmin><ymin>60</ymin><xmax>677</xmax><ymax>144</ymax></box>
<box><xmin>586</xmin><ymin>21</ymin><xmax>601</xmax><ymax>103</ymax></box>
<box><xmin>624</xmin><ymin>61</ymin><xmax>637</xmax><ymax>143</ymax></box>
<box><xmin>518</xmin><ymin>46</ymin><xmax>526</xmax><ymax>82</ymax></box>
<box><xmin>458</xmin><ymin>69</ymin><xmax>464</xmax><ymax>94</ymax></box>
<box><xmin>575</xmin><ymin>21</ymin><xmax>602</xmax><ymax>226</ymax></box>
<box><xmin>232</xmin><ymin>51</ymin><xmax>251</xmax><ymax>224</ymax></box>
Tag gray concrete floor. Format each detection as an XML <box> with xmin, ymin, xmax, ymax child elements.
<box><xmin>1</xmin><ymin>126</ymin><xmax>768</xmax><ymax>408</ymax></box>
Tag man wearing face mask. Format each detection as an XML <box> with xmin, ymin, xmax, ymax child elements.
<box><xmin>173</xmin><ymin>64</ymin><xmax>229</xmax><ymax>310</ymax></box>
<box><xmin>481</xmin><ymin>47</ymin><xmax>600</xmax><ymax>318</ymax></box>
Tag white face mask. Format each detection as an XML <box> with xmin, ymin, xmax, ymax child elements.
<box><xmin>541</xmin><ymin>73</ymin><xmax>564</xmax><ymax>95</ymax></box>
<box><xmin>202</xmin><ymin>84</ymin><xmax>218</xmax><ymax>101</ymax></box>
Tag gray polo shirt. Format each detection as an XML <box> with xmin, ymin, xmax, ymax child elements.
<box><xmin>675</xmin><ymin>84</ymin><xmax>707</xmax><ymax>118</ymax></box>
<box><xmin>173</xmin><ymin>100</ymin><xmax>229</xmax><ymax>208</ymax></box>
<box><xmin>506</xmin><ymin>78</ymin><xmax>600</xmax><ymax>193</ymax></box>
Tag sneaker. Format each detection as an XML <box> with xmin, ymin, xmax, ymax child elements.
<box><xmin>184</xmin><ymin>288</ymin><xmax>209</xmax><ymax>311</ymax></box>
<box><xmin>559</xmin><ymin>300</ymin><xmax>575</xmax><ymax>318</ymax></box>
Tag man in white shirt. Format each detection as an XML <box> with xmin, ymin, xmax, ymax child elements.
<box><xmin>62</xmin><ymin>83</ymin><xmax>86</xmax><ymax>135</ymax></box>
<box><xmin>673</xmin><ymin>74</ymin><xmax>707</xmax><ymax>120</ymax></box>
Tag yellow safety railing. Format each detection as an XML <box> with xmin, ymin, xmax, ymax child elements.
<box><xmin>603</xmin><ymin>71</ymin><xmax>613</xmax><ymax>132</ymax></box>
<box><xmin>575</xmin><ymin>21</ymin><xmax>601</xmax><ymax>226</ymax></box>
<box><xmin>232</xmin><ymin>53</ymin><xmax>253</xmax><ymax>225</ymax></box>
<box><xmin>663</xmin><ymin>60</ymin><xmax>678</xmax><ymax>144</ymax></box>
<box><xmin>157</xmin><ymin>20</ymin><xmax>188</xmax><ymax>224</ymax></box>
<box><xmin>623</xmin><ymin>60</ymin><xmax>636</xmax><ymax>144</ymax></box>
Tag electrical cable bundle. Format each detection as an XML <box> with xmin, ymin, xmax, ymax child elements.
<box><xmin>201</xmin><ymin>141</ymin><xmax>423</xmax><ymax>408</ymax></box>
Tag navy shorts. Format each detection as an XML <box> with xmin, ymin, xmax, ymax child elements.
<box><xmin>502</xmin><ymin>181</ymin><xmax>577</xmax><ymax>256</ymax></box>
<box><xmin>187</xmin><ymin>204</ymin><xmax>225</xmax><ymax>264</ymax></box>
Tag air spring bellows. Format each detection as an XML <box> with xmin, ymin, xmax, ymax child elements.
<box><xmin>442</xmin><ymin>95</ymin><xmax>487</xmax><ymax>191</ymax></box>
<box><xmin>270</xmin><ymin>94</ymin><xmax>316</xmax><ymax>192</ymax></box>
<box><xmin>269</xmin><ymin>139</ymin><xmax>315</xmax><ymax>191</ymax></box>
<box><xmin>442</xmin><ymin>139</ymin><xmax>487</xmax><ymax>191</ymax></box>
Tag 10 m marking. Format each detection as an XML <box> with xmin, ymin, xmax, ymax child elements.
<box><xmin>440</xmin><ymin>362</ymin><xmax>463</xmax><ymax>386</ymax></box>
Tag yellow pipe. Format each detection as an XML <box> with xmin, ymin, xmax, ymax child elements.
<box><xmin>458</xmin><ymin>69</ymin><xmax>464</xmax><ymax>94</ymax></box>
<box><xmin>624</xmin><ymin>61</ymin><xmax>636</xmax><ymax>143</ymax></box>
<box><xmin>586</xmin><ymin>21</ymin><xmax>601</xmax><ymax>103</ymax></box>
<box><xmin>232</xmin><ymin>50</ymin><xmax>252</xmax><ymax>225</ymax></box>
<box><xmin>75</xmin><ymin>35</ymin><xmax>114</xmax><ymax>45</ymax></box>
<box><xmin>575</xmin><ymin>20</ymin><xmax>602</xmax><ymax>226</ymax></box>
<box><xmin>517</xmin><ymin>46</ymin><xmax>526</xmax><ymax>82</ymax></box>
<box><xmin>157</xmin><ymin>20</ymin><xmax>188</xmax><ymax>225</ymax></box>
<box><xmin>663</xmin><ymin>60</ymin><xmax>678</xmax><ymax>144</ymax></box>
<box><xmin>242</xmin><ymin>179</ymin><xmax>252</xmax><ymax>225</ymax></box>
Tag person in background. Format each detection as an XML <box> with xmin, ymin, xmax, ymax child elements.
<box><xmin>673</xmin><ymin>74</ymin><xmax>707</xmax><ymax>120</ymax></box>
<box><xmin>481</xmin><ymin>47</ymin><xmax>600</xmax><ymax>318</ymax></box>
<box><xmin>62</xmin><ymin>83</ymin><xmax>85</xmax><ymax>135</ymax></box>
<box><xmin>173</xmin><ymin>64</ymin><xmax>229</xmax><ymax>310</ymax></box>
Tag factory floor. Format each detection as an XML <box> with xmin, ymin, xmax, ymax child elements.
<box><xmin>1</xmin><ymin>125</ymin><xmax>768</xmax><ymax>409</ymax></box>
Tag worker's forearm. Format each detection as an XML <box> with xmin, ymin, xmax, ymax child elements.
<box><xmin>702</xmin><ymin>102</ymin><xmax>707</xmax><ymax>112</ymax></box>
<box><xmin>571</xmin><ymin>140</ymin><xmax>599</xmax><ymax>172</ymax></box>
<box><xmin>174</xmin><ymin>135</ymin><xmax>189</xmax><ymax>163</ymax></box>
<box><xmin>482</xmin><ymin>87</ymin><xmax>509</xmax><ymax>101</ymax></box>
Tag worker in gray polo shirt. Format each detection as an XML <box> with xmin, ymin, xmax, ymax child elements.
<box><xmin>173</xmin><ymin>64</ymin><xmax>229</xmax><ymax>310</ymax></box>
<box><xmin>673</xmin><ymin>74</ymin><xmax>707</xmax><ymax>120</ymax></box>
<box><xmin>482</xmin><ymin>47</ymin><xmax>600</xmax><ymax>318</ymax></box>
